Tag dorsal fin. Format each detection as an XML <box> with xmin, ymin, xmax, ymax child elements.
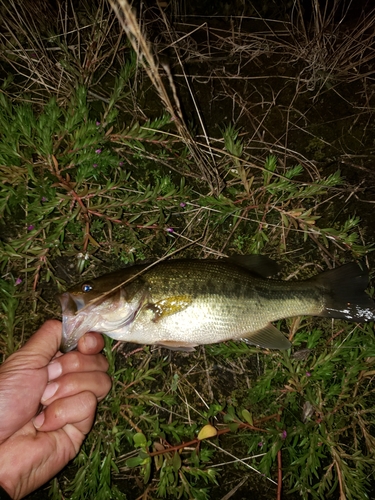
<box><xmin>227</xmin><ymin>254</ymin><xmax>280</xmax><ymax>278</ymax></box>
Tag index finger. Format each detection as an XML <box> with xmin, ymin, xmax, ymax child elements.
<box><xmin>77</xmin><ymin>332</ymin><xmax>105</xmax><ymax>355</ymax></box>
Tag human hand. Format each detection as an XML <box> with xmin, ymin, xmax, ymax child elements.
<box><xmin>0</xmin><ymin>319</ymin><xmax>111</xmax><ymax>499</ymax></box>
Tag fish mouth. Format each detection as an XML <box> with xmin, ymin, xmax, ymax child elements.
<box><xmin>57</xmin><ymin>289</ymin><xmax>146</xmax><ymax>352</ymax></box>
<box><xmin>58</xmin><ymin>292</ymin><xmax>86</xmax><ymax>315</ymax></box>
<box><xmin>57</xmin><ymin>292</ymin><xmax>95</xmax><ymax>352</ymax></box>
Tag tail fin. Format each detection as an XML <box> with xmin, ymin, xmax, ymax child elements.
<box><xmin>312</xmin><ymin>262</ymin><xmax>375</xmax><ymax>322</ymax></box>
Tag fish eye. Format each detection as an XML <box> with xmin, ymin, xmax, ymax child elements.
<box><xmin>82</xmin><ymin>284</ymin><xmax>93</xmax><ymax>293</ymax></box>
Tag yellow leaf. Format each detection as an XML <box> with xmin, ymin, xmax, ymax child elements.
<box><xmin>197</xmin><ymin>424</ymin><xmax>217</xmax><ymax>441</ymax></box>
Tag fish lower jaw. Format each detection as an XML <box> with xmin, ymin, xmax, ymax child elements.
<box><xmin>61</xmin><ymin>313</ymin><xmax>104</xmax><ymax>351</ymax></box>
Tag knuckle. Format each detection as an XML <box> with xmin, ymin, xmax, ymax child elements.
<box><xmin>102</xmin><ymin>374</ymin><xmax>112</xmax><ymax>395</ymax></box>
<box><xmin>81</xmin><ymin>391</ymin><xmax>98</xmax><ymax>413</ymax></box>
<box><xmin>52</xmin><ymin>398</ymin><xmax>65</xmax><ymax>420</ymax></box>
<box><xmin>100</xmin><ymin>355</ymin><xmax>110</xmax><ymax>371</ymax></box>
<box><xmin>66</xmin><ymin>351</ymin><xmax>84</xmax><ymax>371</ymax></box>
<box><xmin>96</xmin><ymin>375</ymin><xmax>112</xmax><ymax>401</ymax></box>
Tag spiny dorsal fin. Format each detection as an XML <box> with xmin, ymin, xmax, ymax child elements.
<box><xmin>227</xmin><ymin>255</ymin><xmax>280</xmax><ymax>278</ymax></box>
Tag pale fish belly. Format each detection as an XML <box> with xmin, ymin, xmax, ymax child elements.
<box><xmin>106</xmin><ymin>297</ymin><xmax>279</xmax><ymax>345</ymax></box>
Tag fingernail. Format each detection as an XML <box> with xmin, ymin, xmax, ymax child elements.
<box><xmin>33</xmin><ymin>411</ymin><xmax>45</xmax><ymax>429</ymax></box>
<box><xmin>41</xmin><ymin>382</ymin><xmax>58</xmax><ymax>403</ymax></box>
<box><xmin>83</xmin><ymin>334</ymin><xmax>97</xmax><ymax>350</ymax></box>
<box><xmin>47</xmin><ymin>361</ymin><xmax>62</xmax><ymax>381</ymax></box>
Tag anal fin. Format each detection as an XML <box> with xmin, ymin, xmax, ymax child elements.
<box><xmin>156</xmin><ymin>340</ymin><xmax>197</xmax><ymax>352</ymax></box>
<box><xmin>241</xmin><ymin>324</ymin><xmax>291</xmax><ymax>350</ymax></box>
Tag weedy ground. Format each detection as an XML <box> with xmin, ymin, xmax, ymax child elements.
<box><xmin>1</xmin><ymin>0</ymin><xmax>375</xmax><ymax>499</ymax></box>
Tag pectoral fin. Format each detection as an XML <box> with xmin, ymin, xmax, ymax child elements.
<box><xmin>242</xmin><ymin>324</ymin><xmax>291</xmax><ymax>350</ymax></box>
<box><xmin>156</xmin><ymin>340</ymin><xmax>197</xmax><ymax>352</ymax></box>
<box><xmin>146</xmin><ymin>295</ymin><xmax>192</xmax><ymax>322</ymax></box>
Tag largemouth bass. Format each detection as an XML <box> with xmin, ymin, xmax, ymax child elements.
<box><xmin>58</xmin><ymin>256</ymin><xmax>375</xmax><ymax>353</ymax></box>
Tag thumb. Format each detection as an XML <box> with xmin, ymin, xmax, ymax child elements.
<box><xmin>3</xmin><ymin>320</ymin><xmax>62</xmax><ymax>370</ymax></box>
<box><xmin>0</xmin><ymin>320</ymin><xmax>62</xmax><ymax>442</ymax></box>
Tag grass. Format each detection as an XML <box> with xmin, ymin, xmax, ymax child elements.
<box><xmin>1</xmin><ymin>0</ymin><xmax>375</xmax><ymax>499</ymax></box>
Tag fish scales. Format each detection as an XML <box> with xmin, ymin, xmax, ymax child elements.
<box><xmin>58</xmin><ymin>257</ymin><xmax>375</xmax><ymax>352</ymax></box>
<box><xmin>127</xmin><ymin>261</ymin><xmax>322</xmax><ymax>344</ymax></box>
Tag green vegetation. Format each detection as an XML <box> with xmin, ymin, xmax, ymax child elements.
<box><xmin>1</xmin><ymin>0</ymin><xmax>375</xmax><ymax>498</ymax></box>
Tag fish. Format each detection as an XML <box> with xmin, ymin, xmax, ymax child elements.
<box><xmin>58</xmin><ymin>256</ymin><xmax>375</xmax><ymax>353</ymax></box>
